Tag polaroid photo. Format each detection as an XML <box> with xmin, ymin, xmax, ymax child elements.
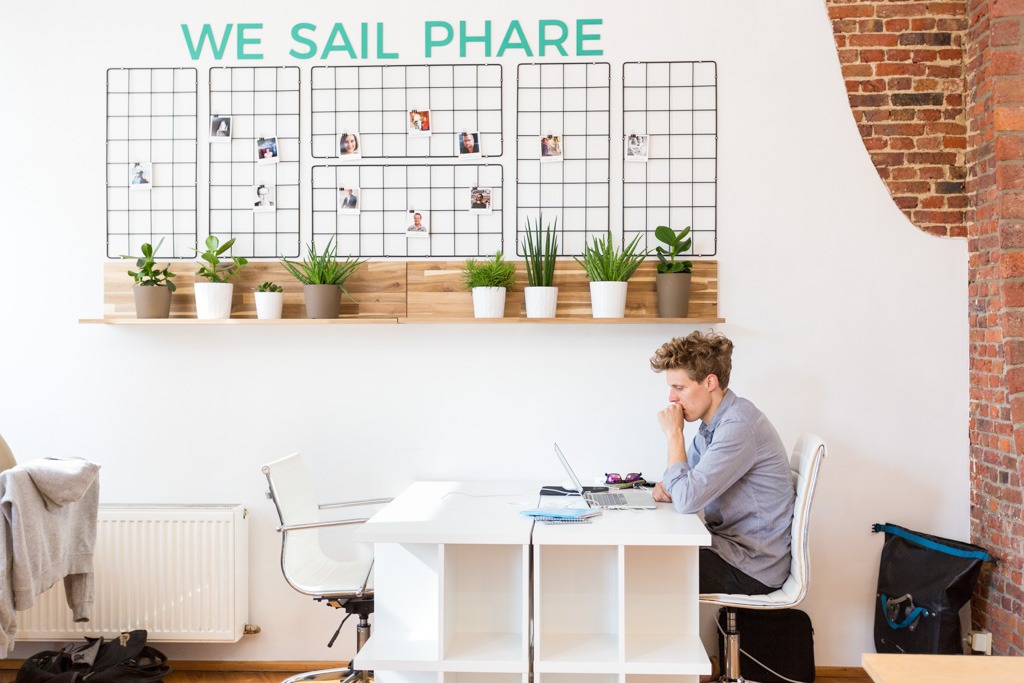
<box><xmin>210</xmin><ymin>115</ymin><xmax>232</xmax><ymax>142</ymax></box>
<box><xmin>129</xmin><ymin>162</ymin><xmax>152</xmax><ymax>190</ymax></box>
<box><xmin>469</xmin><ymin>187</ymin><xmax>492</xmax><ymax>215</ymax></box>
<box><xmin>458</xmin><ymin>131</ymin><xmax>481</xmax><ymax>158</ymax></box>
<box><xmin>256</xmin><ymin>136</ymin><xmax>279</xmax><ymax>164</ymax></box>
<box><xmin>540</xmin><ymin>134</ymin><xmax>563</xmax><ymax>163</ymax></box>
<box><xmin>338</xmin><ymin>186</ymin><xmax>360</xmax><ymax>214</ymax></box>
<box><xmin>406</xmin><ymin>209</ymin><xmax>430</xmax><ymax>237</ymax></box>
<box><xmin>253</xmin><ymin>183</ymin><xmax>276</xmax><ymax>212</ymax></box>
<box><xmin>408</xmin><ymin>109</ymin><xmax>432</xmax><ymax>137</ymax></box>
<box><xmin>338</xmin><ymin>132</ymin><xmax>361</xmax><ymax>160</ymax></box>
<box><xmin>626</xmin><ymin>133</ymin><xmax>649</xmax><ymax>162</ymax></box>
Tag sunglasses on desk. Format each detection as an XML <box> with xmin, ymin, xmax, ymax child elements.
<box><xmin>605</xmin><ymin>472</ymin><xmax>643</xmax><ymax>485</ymax></box>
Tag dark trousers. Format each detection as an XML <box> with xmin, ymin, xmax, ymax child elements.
<box><xmin>699</xmin><ymin>547</ymin><xmax>778</xmax><ymax>594</ymax></box>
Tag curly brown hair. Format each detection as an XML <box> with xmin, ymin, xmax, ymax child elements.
<box><xmin>649</xmin><ymin>331</ymin><xmax>733</xmax><ymax>388</ymax></box>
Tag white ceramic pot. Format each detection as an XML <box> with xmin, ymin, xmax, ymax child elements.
<box><xmin>254</xmin><ymin>291</ymin><xmax>284</xmax><ymax>320</ymax></box>
<box><xmin>472</xmin><ymin>286</ymin><xmax>507</xmax><ymax>318</ymax></box>
<box><xmin>589</xmin><ymin>281</ymin><xmax>629</xmax><ymax>318</ymax></box>
<box><xmin>525</xmin><ymin>286</ymin><xmax>558</xmax><ymax>318</ymax></box>
<box><xmin>194</xmin><ymin>282</ymin><xmax>234</xmax><ymax>320</ymax></box>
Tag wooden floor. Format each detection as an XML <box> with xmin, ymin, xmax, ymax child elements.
<box><xmin>0</xmin><ymin>670</ymin><xmax>873</xmax><ymax>682</ymax></box>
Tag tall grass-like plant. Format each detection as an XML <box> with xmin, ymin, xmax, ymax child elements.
<box><xmin>573</xmin><ymin>233</ymin><xmax>648</xmax><ymax>282</ymax></box>
<box><xmin>522</xmin><ymin>215</ymin><xmax>559</xmax><ymax>287</ymax></box>
<box><xmin>281</xmin><ymin>238</ymin><xmax>367</xmax><ymax>301</ymax></box>
<box><xmin>462</xmin><ymin>252</ymin><xmax>517</xmax><ymax>290</ymax></box>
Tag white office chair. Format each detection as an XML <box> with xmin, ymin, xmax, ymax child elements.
<box><xmin>262</xmin><ymin>453</ymin><xmax>392</xmax><ymax>683</ymax></box>
<box><xmin>699</xmin><ymin>433</ymin><xmax>827</xmax><ymax>683</ymax></box>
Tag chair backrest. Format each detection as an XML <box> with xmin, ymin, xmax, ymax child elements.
<box><xmin>776</xmin><ymin>433</ymin><xmax>827</xmax><ymax>605</ymax></box>
<box><xmin>262</xmin><ymin>452</ymin><xmax>375</xmax><ymax>598</ymax></box>
<box><xmin>0</xmin><ymin>433</ymin><xmax>17</xmax><ymax>474</ymax></box>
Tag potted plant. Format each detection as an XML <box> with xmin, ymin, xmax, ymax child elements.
<box><xmin>654</xmin><ymin>225</ymin><xmax>693</xmax><ymax>318</ymax></box>
<box><xmin>254</xmin><ymin>281</ymin><xmax>284</xmax><ymax>320</ymax></box>
<box><xmin>462</xmin><ymin>252</ymin><xmax>517</xmax><ymax>318</ymax></box>
<box><xmin>194</xmin><ymin>235</ymin><xmax>248</xmax><ymax>319</ymax></box>
<box><xmin>573</xmin><ymin>233</ymin><xmax>648</xmax><ymax>318</ymax></box>
<box><xmin>281</xmin><ymin>238</ymin><xmax>366</xmax><ymax>319</ymax></box>
<box><xmin>522</xmin><ymin>215</ymin><xmax>559</xmax><ymax>318</ymax></box>
<box><xmin>123</xmin><ymin>238</ymin><xmax>176</xmax><ymax>319</ymax></box>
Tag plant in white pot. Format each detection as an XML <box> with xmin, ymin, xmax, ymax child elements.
<box><xmin>462</xmin><ymin>252</ymin><xmax>516</xmax><ymax>318</ymax></box>
<box><xmin>281</xmin><ymin>238</ymin><xmax>366</xmax><ymax>319</ymax></box>
<box><xmin>521</xmin><ymin>215</ymin><xmax>559</xmax><ymax>318</ymax></box>
<box><xmin>123</xmin><ymin>238</ymin><xmax>176</xmax><ymax>319</ymax></box>
<box><xmin>654</xmin><ymin>224</ymin><xmax>693</xmax><ymax>318</ymax></box>
<box><xmin>573</xmin><ymin>233</ymin><xmax>647</xmax><ymax>318</ymax></box>
<box><xmin>194</xmin><ymin>235</ymin><xmax>248</xmax><ymax>319</ymax></box>
<box><xmin>254</xmin><ymin>281</ymin><xmax>284</xmax><ymax>320</ymax></box>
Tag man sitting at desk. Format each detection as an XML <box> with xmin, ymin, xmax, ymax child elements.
<box><xmin>650</xmin><ymin>331</ymin><xmax>795</xmax><ymax>595</ymax></box>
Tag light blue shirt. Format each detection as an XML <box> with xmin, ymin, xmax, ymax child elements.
<box><xmin>663</xmin><ymin>390</ymin><xmax>795</xmax><ymax>588</ymax></box>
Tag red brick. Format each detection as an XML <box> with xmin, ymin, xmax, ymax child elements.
<box><xmin>829</xmin><ymin>4</ymin><xmax>877</xmax><ymax>20</ymax></box>
<box><xmin>997</xmin><ymin>165</ymin><xmax>1024</xmax><ymax>190</ymax></box>
<box><xmin>1000</xmin><ymin>223</ymin><xmax>1024</xmax><ymax>248</ymax></box>
<box><xmin>992</xmin><ymin>18</ymin><xmax>1022</xmax><ymax>46</ymax></box>
<box><xmin>992</xmin><ymin>0</ymin><xmax>1024</xmax><ymax>18</ymax></box>
<box><xmin>1000</xmin><ymin>250</ymin><xmax>1024</xmax><ymax>278</ymax></box>
<box><xmin>996</xmin><ymin>106</ymin><xmax>1024</xmax><ymax>130</ymax></box>
<box><xmin>993</xmin><ymin>52</ymin><xmax>1024</xmax><ymax>76</ymax></box>
<box><xmin>999</xmin><ymin>194</ymin><xmax>1024</xmax><ymax>219</ymax></box>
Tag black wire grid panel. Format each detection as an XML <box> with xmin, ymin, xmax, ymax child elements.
<box><xmin>310</xmin><ymin>64</ymin><xmax>503</xmax><ymax>160</ymax></box>
<box><xmin>311</xmin><ymin>164</ymin><xmax>503</xmax><ymax>258</ymax></box>
<box><xmin>208</xmin><ymin>66</ymin><xmax>301</xmax><ymax>259</ymax></box>
<box><xmin>515</xmin><ymin>62</ymin><xmax>611</xmax><ymax>257</ymax></box>
<box><xmin>106</xmin><ymin>68</ymin><xmax>198</xmax><ymax>259</ymax></box>
<box><xmin>622</xmin><ymin>61</ymin><xmax>717</xmax><ymax>256</ymax></box>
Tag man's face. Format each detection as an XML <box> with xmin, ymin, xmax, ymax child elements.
<box><xmin>665</xmin><ymin>368</ymin><xmax>714</xmax><ymax>423</ymax></box>
<box><xmin>346</xmin><ymin>189</ymin><xmax>353</xmax><ymax>197</ymax></box>
<box><xmin>463</xmin><ymin>134</ymin><xmax>474</xmax><ymax>150</ymax></box>
<box><xmin>413</xmin><ymin>213</ymin><xmax>422</xmax><ymax>226</ymax></box>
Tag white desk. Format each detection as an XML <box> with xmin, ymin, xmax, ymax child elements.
<box><xmin>355</xmin><ymin>481</ymin><xmax>712</xmax><ymax>683</ymax></box>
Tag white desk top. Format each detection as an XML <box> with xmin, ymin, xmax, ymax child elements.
<box><xmin>862</xmin><ymin>653</ymin><xmax>1024</xmax><ymax>682</ymax></box>
<box><xmin>356</xmin><ymin>480</ymin><xmax>540</xmax><ymax>545</ymax></box>
<box><xmin>357</xmin><ymin>480</ymin><xmax>710</xmax><ymax>547</ymax></box>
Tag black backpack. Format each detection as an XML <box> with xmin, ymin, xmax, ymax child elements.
<box><xmin>16</xmin><ymin>630</ymin><xmax>172</xmax><ymax>683</ymax></box>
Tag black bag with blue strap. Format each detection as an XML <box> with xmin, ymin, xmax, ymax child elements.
<box><xmin>872</xmin><ymin>523</ymin><xmax>991</xmax><ymax>654</ymax></box>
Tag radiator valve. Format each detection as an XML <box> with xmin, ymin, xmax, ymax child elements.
<box><xmin>244</xmin><ymin>624</ymin><xmax>262</xmax><ymax>635</ymax></box>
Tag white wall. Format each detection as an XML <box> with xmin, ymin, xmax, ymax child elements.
<box><xmin>0</xmin><ymin>0</ymin><xmax>968</xmax><ymax>667</ymax></box>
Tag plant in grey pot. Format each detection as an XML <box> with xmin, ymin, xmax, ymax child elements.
<box><xmin>195</xmin><ymin>235</ymin><xmax>248</xmax><ymax>319</ymax></box>
<box><xmin>521</xmin><ymin>215</ymin><xmax>559</xmax><ymax>318</ymax></box>
<box><xmin>281</xmin><ymin>238</ymin><xmax>366</xmax><ymax>319</ymax></box>
<box><xmin>573</xmin><ymin>232</ymin><xmax>647</xmax><ymax>318</ymax></box>
<box><xmin>654</xmin><ymin>224</ymin><xmax>693</xmax><ymax>318</ymax></box>
<box><xmin>123</xmin><ymin>238</ymin><xmax>176</xmax><ymax>319</ymax></box>
<box><xmin>254</xmin><ymin>281</ymin><xmax>284</xmax><ymax>320</ymax></box>
<box><xmin>462</xmin><ymin>252</ymin><xmax>517</xmax><ymax>318</ymax></box>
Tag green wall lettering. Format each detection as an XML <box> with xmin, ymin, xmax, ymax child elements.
<box><xmin>460</xmin><ymin>20</ymin><xmax>492</xmax><ymax>58</ymax></box>
<box><xmin>236</xmin><ymin>23</ymin><xmax>263</xmax><ymax>60</ymax></box>
<box><xmin>180</xmin><ymin>24</ymin><xmax>233</xmax><ymax>60</ymax></box>
<box><xmin>538</xmin><ymin>20</ymin><xmax>569</xmax><ymax>57</ymax></box>
<box><xmin>377</xmin><ymin>23</ymin><xmax>399</xmax><ymax>59</ymax></box>
<box><xmin>497</xmin><ymin>20</ymin><xmax>533</xmax><ymax>57</ymax></box>
<box><xmin>321</xmin><ymin>23</ymin><xmax>357</xmax><ymax>59</ymax></box>
<box><xmin>425</xmin><ymin>21</ymin><xmax>454</xmax><ymax>57</ymax></box>
<box><xmin>289</xmin><ymin>23</ymin><xmax>317</xmax><ymax>59</ymax></box>
<box><xmin>576</xmin><ymin>18</ymin><xmax>602</xmax><ymax>56</ymax></box>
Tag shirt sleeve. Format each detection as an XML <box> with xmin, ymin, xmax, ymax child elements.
<box><xmin>662</xmin><ymin>417</ymin><xmax>756</xmax><ymax>514</ymax></box>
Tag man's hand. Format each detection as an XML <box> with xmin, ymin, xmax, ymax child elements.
<box><xmin>658</xmin><ymin>403</ymin><xmax>685</xmax><ymax>438</ymax></box>
<box><xmin>652</xmin><ymin>481</ymin><xmax>672</xmax><ymax>503</ymax></box>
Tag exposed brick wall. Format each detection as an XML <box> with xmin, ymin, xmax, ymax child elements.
<box><xmin>826</xmin><ymin>0</ymin><xmax>1024</xmax><ymax>656</ymax></box>
<box><xmin>827</xmin><ymin>0</ymin><xmax>968</xmax><ymax>237</ymax></box>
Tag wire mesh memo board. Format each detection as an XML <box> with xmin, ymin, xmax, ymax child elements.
<box><xmin>516</xmin><ymin>62</ymin><xmax>611</xmax><ymax>257</ymax></box>
<box><xmin>311</xmin><ymin>164</ymin><xmax>504</xmax><ymax>257</ymax></box>
<box><xmin>106</xmin><ymin>68</ymin><xmax>198</xmax><ymax>259</ymax></box>
<box><xmin>310</xmin><ymin>64</ymin><xmax>503</xmax><ymax>160</ymax></box>
<box><xmin>622</xmin><ymin>61</ymin><xmax>717</xmax><ymax>256</ymax></box>
<box><xmin>208</xmin><ymin>66</ymin><xmax>301</xmax><ymax>258</ymax></box>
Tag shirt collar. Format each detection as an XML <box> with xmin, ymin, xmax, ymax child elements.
<box><xmin>699</xmin><ymin>389</ymin><xmax>734</xmax><ymax>444</ymax></box>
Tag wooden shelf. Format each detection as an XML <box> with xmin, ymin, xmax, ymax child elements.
<box><xmin>79</xmin><ymin>316</ymin><xmax>724</xmax><ymax>325</ymax></box>
<box><xmin>91</xmin><ymin>260</ymin><xmax>721</xmax><ymax>325</ymax></box>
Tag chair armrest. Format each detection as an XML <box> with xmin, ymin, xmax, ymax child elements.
<box><xmin>278</xmin><ymin>517</ymin><xmax>372</xmax><ymax>533</ymax></box>
<box><xmin>319</xmin><ymin>497</ymin><xmax>393</xmax><ymax>510</ymax></box>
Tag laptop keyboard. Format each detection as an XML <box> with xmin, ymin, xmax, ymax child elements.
<box><xmin>590</xmin><ymin>491</ymin><xmax>628</xmax><ymax>507</ymax></box>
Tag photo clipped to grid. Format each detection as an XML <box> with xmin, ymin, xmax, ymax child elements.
<box><xmin>106</xmin><ymin>67</ymin><xmax>198</xmax><ymax>259</ymax></box>
<box><xmin>622</xmin><ymin>61</ymin><xmax>717</xmax><ymax>257</ymax></box>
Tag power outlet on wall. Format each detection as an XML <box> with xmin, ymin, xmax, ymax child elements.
<box><xmin>967</xmin><ymin>629</ymin><xmax>992</xmax><ymax>655</ymax></box>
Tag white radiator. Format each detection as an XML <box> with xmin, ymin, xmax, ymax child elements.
<box><xmin>17</xmin><ymin>504</ymin><xmax>249</xmax><ymax>643</ymax></box>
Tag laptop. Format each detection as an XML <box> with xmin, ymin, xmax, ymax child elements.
<box><xmin>554</xmin><ymin>443</ymin><xmax>657</xmax><ymax>510</ymax></box>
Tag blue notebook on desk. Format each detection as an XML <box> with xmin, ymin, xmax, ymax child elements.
<box><xmin>520</xmin><ymin>507</ymin><xmax>602</xmax><ymax>520</ymax></box>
